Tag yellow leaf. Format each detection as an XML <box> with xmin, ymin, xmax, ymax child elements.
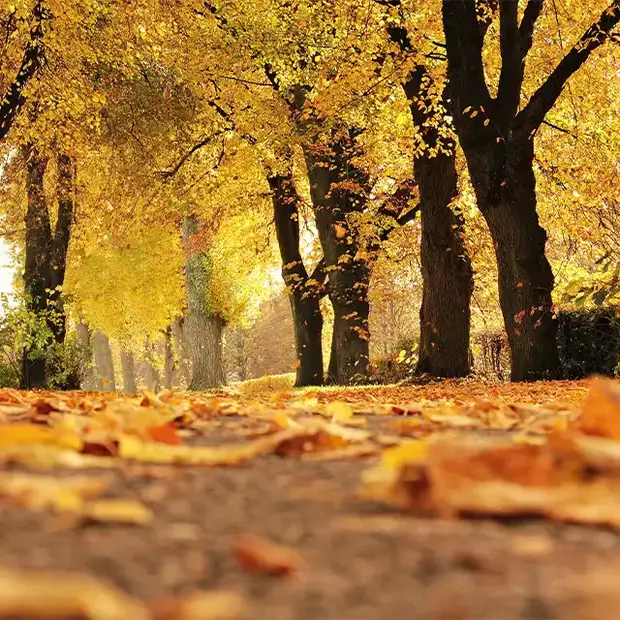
<box><xmin>325</xmin><ymin>401</ymin><xmax>354</xmax><ymax>422</ymax></box>
<box><xmin>381</xmin><ymin>440</ymin><xmax>429</xmax><ymax>470</ymax></box>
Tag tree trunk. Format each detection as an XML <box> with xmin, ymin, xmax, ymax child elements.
<box><xmin>304</xmin><ymin>130</ymin><xmax>370</xmax><ymax>384</ymax></box>
<box><xmin>183</xmin><ymin>215</ymin><xmax>226</xmax><ymax>390</ymax></box>
<box><xmin>399</xmin><ymin>68</ymin><xmax>474</xmax><ymax>377</ymax></box>
<box><xmin>171</xmin><ymin>317</ymin><xmax>192</xmax><ymax>386</ymax></box>
<box><xmin>414</xmin><ymin>151</ymin><xmax>473</xmax><ymax>377</ymax></box>
<box><xmin>185</xmin><ymin>312</ymin><xmax>226</xmax><ymax>390</ymax></box>
<box><xmin>48</xmin><ymin>151</ymin><xmax>75</xmax><ymax>345</ymax></box>
<box><xmin>93</xmin><ymin>331</ymin><xmax>115</xmax><ymax>392</ymax></box>
<box><xmin>20</xmin><ymin>144</ymin><xmax>51</xmax><ymax>389</ymax></box>
<box><xmin>163</xmin><ymin>326</ymin><xmax>175</xmax><ymax>389</ymax></box>
<box><xmin>467</xmin><ymin>138</ymin><xmax>560</xmax><ymax>381</ymax></box>
<box><xmin>268</xmin><ymin>173</ymin><xmax>324</xmax><ymax>386</ymax></box>
<box><xmin>143</xmin><ymin>340</ymin><xmax>161</xmax><ymax>392</ymax></box>
<box><xmin>120</xmin><ymin>350</ymin><xmax>137</xmax><ymax>394</ymax></box>
<box><xmin>76</xmin><ymin>322</ymin><xmax>100</xmax><ymax>390</ymax></box>
<box><xmin>441</xmin><ymin>0</ymin><xmax>565</xmax><ymax>381</ymax></box>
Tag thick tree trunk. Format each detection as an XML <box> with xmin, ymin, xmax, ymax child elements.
<box><xmin>120</xmin><ymin>350</ymin><xmax>137</xmax><ymax>394</ymax></box>
<box><xmin>441</xmin><ymin>0</ymin><xmax>568</xmax><ymax>381</ymax></box>
<box><xmin>20</xmin><ymin>144</ymin><xmax>51</xmax><ymax>389</ymax></box>
<box><xmin>93</xmin><ymin>331</ymin><xmax>116</xmax><ymax>391</ymax></box>
<box><xmin>183</xmin><ymin>215</ymin><xmax>227</xmax><ymax>390</ymax></box>
<box><xmin>399</xmin><ymin>69</ymin><xmax>474</xmax><ymax>377</ymax></box>
<box><xmin>48</xmin><ymin>152</ymin><xmax>75</xmax><ymax>345</ymax></box>
<box><xmin>76</xmin><ymin>322</ymin><xmax>100</xmax><ymax>390</ymax></box>
<box><xmin>185</xmin><ymin>312</ymin><xmax>226</xmax><ymax>390</ymax></box>
<box><xmin>467</xmin><ymin>138</ymin><xmax>560</xmax><ymax>381</ymax></box>
<box><xmin>381</xmin><ymin>17</ymin><xmax>474</xmax><ymax>378</ymax></box>
<box><xmin>414</xmin><ymin>151</ymin><xmax>473</xmax><ymax>377</ymax></box>
<box><xmin>304</xmin><ymin>131</ymin><xmax>370</xmax><ymax>384</ymax></box>
<box><xmin>268</xmin><ymin>173</ymin><xmax>324</xmax><ymax>386</ymax></box>
<box><xmin>171</xmin><ymin>317</ymin><xmax>192</xmax><ymax>386</ymax></box>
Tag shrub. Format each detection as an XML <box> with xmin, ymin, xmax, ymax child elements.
<box><xmin>369</xmin><ymin>339</ymin><xmax>418</xmax><ymax>384</ymax></box>
<box><xmin>556</xmin><ymin>307</ymin><xmax>620</xmax><ymax>379</ymax></box>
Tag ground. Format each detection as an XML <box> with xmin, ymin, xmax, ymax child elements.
<box><xmin>1</xmin><ymin>378</ymin><xmax>620</xmax><ymax>619</ymax></box>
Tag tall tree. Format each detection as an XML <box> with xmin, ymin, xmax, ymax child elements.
<box><xmin>20</xmin><ymin>144</ymin><xmax>75</xmax><ymax>388</ymax></box>
<box><xmin>382</xmin><ymin>7</ymin><xmax>474</xmax><ymax>377</ymax></box>
<box><xmin>442</xmin><ymin>0</ymin><xmax>620</xmax><ymax>380</ymax></box>
<box><xmin>268</xmin><ymin>172</ymin><xmax>325</xmax><ymax>386</ymax></box>
<box><xmin>183</xmin><ymin>214</ymin><xmax>227</xmax><ymax>390</ymax></box>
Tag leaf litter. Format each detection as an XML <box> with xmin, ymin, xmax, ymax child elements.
<box><xmin>0</xmin><ymin>377</ymin><xmax>618</xmax><ymax>616</ymax></box>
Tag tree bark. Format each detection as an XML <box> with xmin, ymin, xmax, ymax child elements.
<box><xmin>93</xmin><ymin>331</ymin><xmax>115</xmax><ymax>392</ymax></box>
<box><xmin>171</xmin><ymin>317</ymin><xmax>192</xmax><ymax>386</ymax></box>
<box><xmin>402</xmin><ymin>72</ymin><xmax>474</xmax><ymax>377</ymax></box>
<box><xmin>20</xmin><ymin>144</ymin><xmax>51</xmax><ymax>389</ymax></box>
<box><xmin>120</xmin><ymin>350</ymin><xmax>137</xmax><ymax>394</ymax></box>
<box><xmin>183</xmin><ymin>215</ymin><xmax>227</xmax><ymax>390</ymax></box>
<box><xmin>268</xmin><ymin>173</ymin><xmax>324</xmax><ymax>386</ymax></box>
<box><xmin>442</xmin><ymin>0</ymin><xmax>566</xmax><ymax>380</ymax></box>
<box><xmin>382</xmin><ymin>16</ymin><xmax>474</xmax><ymax>378</ymax></box>
<box><xmin>304</xmin><ymin>129</ymin><xmax>371</xmax><ymax>384</ymax></box>
<box><xmin>143</xmin><ymin>340</ymin><xmax>161</xmax><ymax>392</ymax></box>
<box><xmin>163</xmin><ymin>326</ymin><xmax>175</xmax><ymax>390</ymax></box>
<box><xmin>48</xmin><ymin>151</ymin><xmax>76</xmax><ymax>345</ymax></box>
<box><xmin>76</xmin><ymin>322</ymin><xmax>100</xmax><ymax>390</ymax></box>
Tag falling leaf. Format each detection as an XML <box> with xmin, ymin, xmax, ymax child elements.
<box><xmin>234</xmin><ymin>533</ymin><xmax>303</xmax><ymax>577</ymax></box>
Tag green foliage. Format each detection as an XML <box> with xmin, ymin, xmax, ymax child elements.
<box><xmin>0</xmin><ymin>293</ymin><xmax>88</xmax><ymax>388</ymax></box>
<box><xmin>556</xmin><ymin>308</ymin><xmax>620</xmax><ymax>379</ymax></box>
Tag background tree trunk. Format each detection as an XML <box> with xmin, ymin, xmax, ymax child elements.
<box><xmin>143</xmin><ymin>340</ymin><xmax>161</xmax><ymax>392</ymax></box>
<box><xmin>120</xmin><ymin>350</ymin><xmax>137</xmax><ymax>394</ymax></box>
<box><xmin>171</xmin><ymin>317</ymin><xmax>192</xmax><ymax>386</ymax></box>
<box><xmin>268</xmin><ymin>172</ymin><xmax>324</xmax><ymax>386</ymax></box>
<box><xmin>93</xmin><ymin>331</ymin><xmax>115</xmax><ymax>392</ymax></box>
<box><xmin>76</xmin><ymin>322</ymin><xmax>100</xmax><ymax>390</ymax></box>
<box><xmin>183</xmin><ymin>215</ymin><xmax>226</xmax><ymax>390</ymax></box>
<box><xmin>163</xmin><ymin>326</ymin><xmax>175</xmax><ymax>389</ymax></box>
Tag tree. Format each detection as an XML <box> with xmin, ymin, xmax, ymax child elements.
<box><xmin>20</xmin><ymin>144</ymin><xmax>75</xmax><ymax>388</ymax></box>
<box><xmin>380</xmin><ymin>3</ymin><xmax>474</xmax><ymax>377</ymax></box>
<box><xmin>442</xmin><ymin>0</ymin><xmax>620</xmax><ymax>380</ymax></box>
<box><xmin>269</xmin><ymin>172</ymin><xmax>325</xmax><ymax>386</ymax></box>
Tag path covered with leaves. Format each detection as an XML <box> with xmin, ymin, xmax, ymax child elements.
<box><xmin>1</xmin><ymin>378</ymin><xmax>620</xmax><ymax>619</ymax></box>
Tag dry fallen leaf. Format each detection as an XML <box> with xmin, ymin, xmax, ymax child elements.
<box><xmin>575</xmin><ymin>378</ymin><xmax>620</xmax><ymax>439</ymax></box>
<box><xmin>0</xmin><ymin>566</ymin><xmax>150</xmax><ymax>619</ymax></box>
<box><xmin>234</xmin><ymin>533</ymin><xmax>303</xmax><ymax>577</ymax></box>
<box><xmin>150</xmin><ymin>591</ymin><xmax>246</xmax><ymax>620</ymax></box>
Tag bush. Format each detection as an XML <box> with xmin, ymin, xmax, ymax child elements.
<box><xmin>556</xmin><ymin>307</ymin><xmax>620</xmax><ymax>379</ymax></box>
<box><xmin>369</xmin><ymin>339</ymin><xmax>418</xmax><ymax>384</ymax></box>
<box><xmin>471</xmin><ymin>331</ymin><xmax>510</xmax><ymax>380</ymax></box>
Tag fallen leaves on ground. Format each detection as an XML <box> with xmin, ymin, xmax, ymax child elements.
<box><xmin>0</xmin><ymin>566</ymin><xmax>245</xmax><ymax>619</ymax></box>
<box><xmin>234</xmin><ymin>534</ymin><xmax>304</xmax><ymax>577</ymax></box>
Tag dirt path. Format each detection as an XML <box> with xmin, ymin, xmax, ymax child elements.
<box><xmin>1</xmin><ymin>423</ymin><xmax>619</xmax><ymax>619</ymax></box>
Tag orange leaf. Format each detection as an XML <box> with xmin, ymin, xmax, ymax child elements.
<box><xmin>147</xmin><ymin>425</ymin><xmax>182</xmax><ymax>445</ymax></box>
<box><xmin>234</xmin><ymin>534</ymin><xmax>303</xmax><ymax>577</ymax></box>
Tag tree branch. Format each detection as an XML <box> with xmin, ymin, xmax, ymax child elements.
<box><xmin>496</xmin><ymin>0</ymin><xmax>522</xmax><ymax>125</ymax></box>
<box><xmin>517</xmin><ymin>1</ymin><xmax>620</xmax><ymax>136</ymax></box>
<box><xmin>519</xmin><ymin>0</ymin><xmax>543</xmax><ymax>59</ymax></box>
<box><xmin>0</xmin><ymin>0</ymin><xmax>48</xmax><ymax>141</ymax></box>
